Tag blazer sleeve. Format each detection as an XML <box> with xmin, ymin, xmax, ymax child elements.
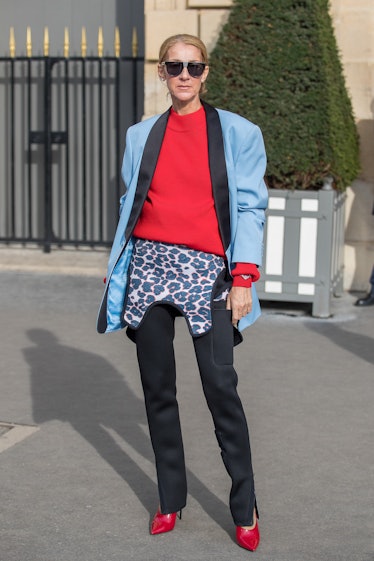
<box><xmin>230</xmin><ymin>124</ymin><xmax>268</xmax><ymax>267</ymax></box>
<box><xmin>119</xmin><ymin>129</ymin><xmax>134</xmax><ymax>215</ymax></box>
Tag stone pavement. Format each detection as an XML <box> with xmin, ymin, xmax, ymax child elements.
<box><xmin>0</xmin><ymin>248</ymin><xmax>373</xmax><ymax>561</ymax></box>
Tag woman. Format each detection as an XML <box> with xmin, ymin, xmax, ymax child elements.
<box><xmin>354</xmin><ymin>265</ymin><xmax>374</xmax><ymax>306</ymax></box>
<box><xmin>97</xmin><ymin>34</ymin><xmax>268</xmax><ymax>552</ymax></box>
<box><xmin>354</xmin><ymin>202</ymin><xmax>374</xmax><ymax>307</ymax></box>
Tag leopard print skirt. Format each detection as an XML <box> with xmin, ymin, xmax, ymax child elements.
<box><xmin>123</xmin><ymin>238</ymin><xmax>230</xmax><ymax>336</ymax></box>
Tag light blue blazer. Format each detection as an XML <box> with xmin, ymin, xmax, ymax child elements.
<box><xmin>97</xmin><ymin>101</ymin><xmax>268</xmax><ymax>335</ymax></box>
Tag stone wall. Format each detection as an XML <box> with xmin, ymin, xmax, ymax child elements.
<box><xmin>330</xmin><ymin>0</ymin><xmax>374</xmax><ymax>290</ymax></box>
<box><xmin>144</xmin><ymin>0</ymin><xmax>374</xmax><ymax>290</ymax></box>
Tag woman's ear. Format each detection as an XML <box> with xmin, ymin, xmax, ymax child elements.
<box><xmin>158</xmin><ymin>64</ymin><xmax>166</xmax><ymax>82</ymax></box>
<box><xmin>202</xmin><ymin>65</ymin><xmax>209</xmax><ymax>82</ymax></box>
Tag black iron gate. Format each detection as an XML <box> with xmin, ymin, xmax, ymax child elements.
<box><xmin>0</xmin><ymin>28</ymin><xmax>144</xmax><ymax>251</ymax></box>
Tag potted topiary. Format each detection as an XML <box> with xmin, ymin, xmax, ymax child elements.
<box><xmin>206</xmin><ymin>0</ymin><xmax>360</xmax><ymax>317</ymax></box>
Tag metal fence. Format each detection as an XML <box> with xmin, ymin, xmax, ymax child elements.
<box><xmin>0</xmin><ymin>27</ymin><xmax>144</xmax><ymax>251</ymax></box>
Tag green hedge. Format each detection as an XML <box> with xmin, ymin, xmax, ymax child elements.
<box><xmin>205</xmin><ymin>0</ymin><xmax>360</xmax><ymax>190</ymax></box>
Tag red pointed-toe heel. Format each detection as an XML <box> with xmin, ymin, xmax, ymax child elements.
<box><xmin>236</xmin><ymin>519</ymin><xmax>260</xmax><ymax>552</ymax></box>
<box><xmin>150</xmin><ymin>509</ymin><xmax>181</xmax><ymax>535</ymax></box>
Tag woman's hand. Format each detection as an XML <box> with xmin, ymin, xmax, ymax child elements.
<box><xmin>226</xmin><ymin>286</ymin><xmax>252</xmax><ymax>326</ymax></box>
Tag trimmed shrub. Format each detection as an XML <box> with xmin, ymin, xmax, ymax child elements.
<box><xmin>206</xmin><ymin>0</ymin><xmax>360</xmax><ymax>190</ymax></box>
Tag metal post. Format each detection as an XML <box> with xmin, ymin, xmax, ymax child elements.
<box><xmin>10</xmin><ymin>58</ymin><xmax>16</xmax><ymax>238</ymax></box>
<box><xmin>98</xmin><ymin>58</ymin><xmax>103</xmax><ymax>242</ymax></box>
<box><xmin>81</xmin><ymin>57</ymin><xmax>87</xmax><ymax>242</ymax></box>
<box><xmin>43</xmin><ymin>56</ymin><xmax>52</xmax><ymax>253</ymax></box>
<box><xmin>27</xmin><ymin>57</ymin><xmax>32</xmax><ymax>239</ymax></box>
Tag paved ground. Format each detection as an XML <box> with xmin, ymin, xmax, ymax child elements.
<box><xmin>0</xmin><ymin>248</ymin><xmax>373</xmax><ymax>561</ymax></box>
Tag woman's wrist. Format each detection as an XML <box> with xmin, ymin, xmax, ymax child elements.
<box><xmin>231</xmin><ymin>263</ymin><xmax>260</xmax><ymax>287</ymax></box>
<box><xmin>232</xmin><ymin>275</ymin><xmax>253</xmax><ymax>288</ymax></box>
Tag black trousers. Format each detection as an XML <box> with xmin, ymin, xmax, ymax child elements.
<box><xmin>370</xmin><ymin>265</ymin><xmax>374</xmax><ymax>288</ymax></box>
<box><xmin>133</xmin><ymin>302</ymin><xmax>256</xmax><ymax>526</ymax></box>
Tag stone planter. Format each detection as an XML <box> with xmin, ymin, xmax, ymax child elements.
<box><xmin>257</xmin><ymin>185</ymin><xmax>346</xmax><ymax>317</ymax></box>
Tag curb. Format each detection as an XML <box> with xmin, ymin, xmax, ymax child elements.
<box><xmin>0</xmin><ymin>247</ymin><xmax>109</xmax><ymax>276</ymax></box>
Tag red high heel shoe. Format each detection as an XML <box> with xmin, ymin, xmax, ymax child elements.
<box><xmin>236</xmin><ymin>518</ymin><xmax>260</xmax><ymax>551</ymax></box>
<box><xmin>150</xmin><ymin>509</ymin><xmax>180</xmax><ymax>535</ymax></box>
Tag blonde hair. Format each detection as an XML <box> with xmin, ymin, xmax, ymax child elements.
<box><xmin>158</xmin><ymin>34</ymin><xmax>209</xmax><ymax>95</ymax></box>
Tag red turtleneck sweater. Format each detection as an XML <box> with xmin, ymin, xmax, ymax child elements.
<box><xmin>133</xmin><ymin>106</ymin><xmax>259</xmax><ymax>287</ymax></box>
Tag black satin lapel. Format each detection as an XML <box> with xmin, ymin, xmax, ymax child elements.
<box><xmin>125</xmin><ymin>109</ymin><xmax>170</xmax><ymax>240</ymax></box>
<box><xmin>203</xmin><ymin>101</ymin><xmax>231</xmax><ymax>252</ymax></box>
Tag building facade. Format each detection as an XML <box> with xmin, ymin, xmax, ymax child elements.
<box><xmin>144</xmin><ymin>0</ymin><xmax>374</xmax><ymax>291</ymax></box>
<box><xmin>1</xmin><ymin>0</ymin><xmax>372</xmax><ymax>289</ymax></box>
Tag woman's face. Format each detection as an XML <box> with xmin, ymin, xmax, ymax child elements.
<box><xmin>158</xmin><ymin>42</ymin><xmax>209</xmax><ymax>113</ymax></box>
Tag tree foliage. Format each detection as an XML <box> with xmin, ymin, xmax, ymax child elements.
<box><xmin>205</xmin><ymin>0</ymin><xmax>360</xmax><ymax>190</ymax></box>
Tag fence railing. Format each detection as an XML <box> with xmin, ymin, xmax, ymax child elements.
<box><xmin>0</xmin><ymin>26</ymin><xmax>144</xmax><ymax>251</ymax></box>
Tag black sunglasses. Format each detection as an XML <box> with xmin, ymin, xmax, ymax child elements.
<box><xmin>161</xmin><ymin>61</ymin><xmax>206</xmax><ymax>78</ymax></box>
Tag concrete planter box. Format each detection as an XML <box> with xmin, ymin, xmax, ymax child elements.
<box><xmin>257</xmin><ymin>187</ymin><xmax>346</xmax><ymax>317</ymax></box>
